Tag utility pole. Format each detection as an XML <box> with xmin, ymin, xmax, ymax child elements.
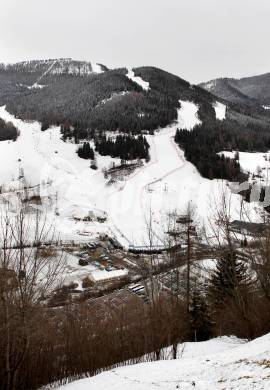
<box><xmin>186</xmin><ymin>222</ymin><xmax>191</xmax><ymax>315</ymax></box>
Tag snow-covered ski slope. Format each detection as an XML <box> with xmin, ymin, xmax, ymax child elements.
<box><xmin>107</xmin><ymin>101</ymin><xmax>255</xmax><ymax>246</ymax></box>
<box><xmin>126</xmin><ymin>68</ymin><xmax>150</xmax><ymax>90</ymax></box>
<box><xmin>0</xmin><ymin>101</ymin><xmax>254</xmax><ymax>246</ymax></box>
<box><xmin>178</xmin><ymin>100</ymin><xmax>201</xmax><ymax>129</ymax></box>
<box><xmin>213</xmin><ymin>101</ymin><xmax>226</xmax><ymax>120</ymax></box>
<box><xmin>56</xmin><ymin>334</ymin><xmax>270</xmax><ymax>389</ymax></box>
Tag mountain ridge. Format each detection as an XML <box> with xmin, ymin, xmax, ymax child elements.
<box><xmin>0</xmin><ymin>59</ymin><xmax>218</xmax><ymax>135</ymax></box>
<box><xmin>0</xmin><ymin>57</ymin><xmax>108</xmax><ymax>76</ymax></box>
<box><xmin>1</xmin><ymin>58</ymin><xmax>270</xmax><ymax>185</ymax></box>
<box><xmin>200</xmin><ymin>71</ymin><xmax>270</xmax><ymax>107</ymax></box>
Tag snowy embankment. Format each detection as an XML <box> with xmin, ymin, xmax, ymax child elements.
<box><xmin>55</xmin><ymin>334</ymin><xmax>270</xmax><ymax>389</ymax></box>
<box><xmin>0</xmin><ymin>100</ymin><xmax>255</xmax><ymax>248</ymax></box>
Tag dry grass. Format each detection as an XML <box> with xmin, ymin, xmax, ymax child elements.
<box><xmin>38</xmin><ymin>246</ymin><xmax>57</xmax><ymax>258</ymax></box>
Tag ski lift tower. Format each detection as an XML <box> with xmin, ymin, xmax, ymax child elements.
<box><xmin>176</xmin><ymin>214</ymin><xmax>197</xmax><ymax>315</ymax></box>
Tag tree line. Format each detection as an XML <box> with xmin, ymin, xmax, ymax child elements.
<box><xmin>174</xmin><ymin>118</ymin><xmax>270</xmax><ymax>181</ymax></box>
<box><xmin>95</xmin><ymin>134</ymin><xmax>150</xmax><ymax>161</ymax></box>
<box><xmin>2</xmin><ymin>66</ymin><xmax>216</xmax><ymax>139</ymax></box>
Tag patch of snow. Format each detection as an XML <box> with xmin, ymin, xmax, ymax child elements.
<box><xmin>203</xmin><ymin>80</ymin><xmax>217</xmax><ymax>91</ymax></box>
<box><xmin>199</xmin><ymin>258</ymin><xmax>217</xmax><ymax>271</ymax></box>
<box><xmin>162</xmin><ymin>336</ymin><xmax>245</xmax><ymax>360</ymax></box>
<box><xmin>213</xmin><ymin>101</ymin><xmax>226</xmax><ymax>120</ymax></box>
<box><xmin>18</xmin><ymin>82</ymin><xmax>46</xmax><ymax>90</ymax></box>
<box><xmin>178</xmin><ymin>100</ymin><xmax>201</xmax><ymax>130</ymax></box>
<box><xmin>98</xmin><ymin>91</ymin><xmax>129</xmax><ymax>106</ymax></box>
<box><xmin>28</xmin><ymin>83</ymin><xmax>46</xmax><ymax>90</ymax></box>
<box><xmin>55</xmin><ymin>333</ymin><xmax>270</xmax><ymax>390</ymax></box>
<box><xmin>91</xmin><ymin>62</ymin><xmax>104</xmax><ymax>74</ymax></box>
<box><xmin>126</xmin><ymin>68</ymin><xmax>150</xmax><ymax>91</ymax></box>
<box><xmin>137</xmin><ymin>112</ymin><xmax>145</xmax><ymax>118</ymax></box>
<box><xmin>74</xmin><ymin>279</ymin><xmax>83</xmax><ymax>290</ymax></box>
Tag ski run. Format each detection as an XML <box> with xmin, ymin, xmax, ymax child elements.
<box><xmin>0</xmin><ymin>101</ymin><xmax>256</xmax><ymax>248</ymax></box>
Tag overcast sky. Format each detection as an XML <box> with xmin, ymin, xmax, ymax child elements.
<box><xmin>1</xmin><ymin>0</ymin><xmax>270</xmax><ymax>83</ymax></box>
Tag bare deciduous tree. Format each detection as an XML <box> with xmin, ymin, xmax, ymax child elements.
<box><xmin>0</xmin><ymin>207</ymin><xmax>65</xmax><ymax>390</ymax></box>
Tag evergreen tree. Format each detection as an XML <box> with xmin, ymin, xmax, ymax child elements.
<box><xmin>189</xmin><ymin>289</ymin><xmax>212</xmax><ymax>341</ymax></box>
<box><xmin>174</xmin><ymin>119</ymin><xmax>268</xmax><ymax>182</ymax></box>
<box><xmin>95</xmin><ymin>134</ymin><xmax>149</xmax><ymax>161</ymax></box>
<box><xmin>208</xmin><ymin>251</ymin><xmax>255</xmax><ymax>338</ymax></box>
<box><xmin>77</xmin><ymin>142</ymin><xmax>95</xmax><ymax>160</ymax></box>
<box><xmin>41</xmin><ymin>121</ymin><xmax>50</xmax><ymax>131</ymax></box>
<box><xmin>208</xmin><ymin>251</ymin><xmax>251</xmax><ymax>309</ymax></box>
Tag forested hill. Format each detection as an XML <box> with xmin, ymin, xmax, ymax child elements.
<box><xmin>2</xmin><ymin>58</ymin><xmax>270</xmax><ymax>184</ymax></box>
<box><xmin>0</xmin><ymin>59</ymin><xmax>217</xmax><ymax>137</ymax></box>
<box><xmin>200</xmin><ymin>72</ymin><xmax>270</xmax><ymax>107</ymax></box>
<box><xmin>1</xmin><ymin>58</ymin><xmax>270</xmax><ymax>138</ymax></box>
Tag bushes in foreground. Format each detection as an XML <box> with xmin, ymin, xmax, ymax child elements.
<box><xmin>0</xmin><ymin>118</ymin><xmax>19</xmax><ymax>141</ymax></box>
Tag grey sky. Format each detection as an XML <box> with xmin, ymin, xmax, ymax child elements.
<box><xmin>0</xmin><ymin>0</ymin><xmax>270</xmax><ymax>83</ymax></box>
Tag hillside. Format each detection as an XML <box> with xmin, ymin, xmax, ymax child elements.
<box><xmin>55</xmin><ymin>334</ymin><xmax>270</xmax><ymax>389</ymax></box>
<box><xmin>1</xmin><ymin>59</ymin><xmax>270</xmax><ymax>179</ymax></box>
<box><xmin>1</xmin><ymin>60</ymin><xmax>270</xmax><ymax>390</ymax></box>
<box><xmin>0</xmin><ymin>102</ymin><xmax>252</xmax><ymax>248</ymax></box>
<box><xmin>0</xmin><ymin>59</ymin><xmax>269</xmax><ymax>246</ymax></box>
<box><xmin>200</xmin><ymin>72</ymin><xmax>270</xmax><ymax>107</ymax></box>
<box><xmin>0</xmin><ymin>59</ymin><xmax>217</xmax><ymax>135</ymax></box>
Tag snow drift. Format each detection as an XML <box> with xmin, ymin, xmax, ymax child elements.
<box><xmin>55</xmin><ymin>334</ymin><xmax>270</xmax><ymax>389</ymax></box>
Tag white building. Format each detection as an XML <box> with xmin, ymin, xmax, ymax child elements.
<box><xmin>89</xmin><ymin>269</ymin><xmax>128</xmax><ymax>284</ymax></box>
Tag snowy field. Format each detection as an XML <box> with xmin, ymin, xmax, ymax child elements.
<box><xmin>0</xmin><ymin>100</ymin><xmax>256</xmax><ymax>248</ymax></box>
<box><xmin>55</xmin><ymin>334</ymin><xmax>270</xmax><ymax>389</ymax></box>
